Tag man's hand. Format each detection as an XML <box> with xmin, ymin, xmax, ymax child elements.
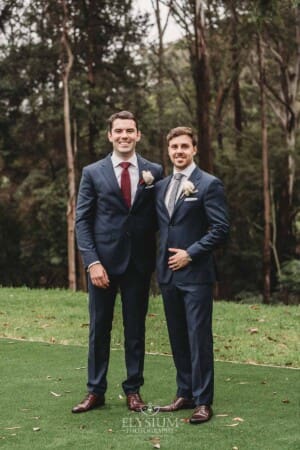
<box><xmin>89</xmin><ymin>263</ymin><xmax>110</xmax><ymax>288</ymax></box>
<box><xmin>168</xmin><ymin>248</ymin><xmax>191</xmax><ymax>271</ymax></box>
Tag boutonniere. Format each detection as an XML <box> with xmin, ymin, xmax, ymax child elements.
<box><xmin>139</xmin><ymin>170</ymin><xmax>155</xmax><ymax>186</ymax></box>
<box><xmin>180</xmin><ymin>180</ymin><xmax>198</xmax><ymax>197</ymax></box>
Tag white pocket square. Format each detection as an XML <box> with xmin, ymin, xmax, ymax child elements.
<box><xmin>184</xmin><ymin>197</ymin><xmax>198</xmax><ymax>202</ymax></box>
<box><xmin>145</xmin><ymin>185</ymin><xmax>154</xmax><ymax>189</ymax></box>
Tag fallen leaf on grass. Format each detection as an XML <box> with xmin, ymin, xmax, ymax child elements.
<box><xmin>216</xmin><ymin>414</ymin><xmax>229</xmax><ymax>417</ymax></box>
<box><xmin>147</xmin><ymin>313</ymin><xmax>158</xmax><ymax>317</ymax></box>
<box><xmin>50</xmin><ymin>337</ymin><xmax>56</xmax><ymax>343</ymax></box>
<box><xmin>232</xmin><ymin>447</ymin><xmax>239</xmax><ymax>450</ymax></box>
<box><xmin>4</xmin><ymin>427</ymin><xmax>21</xmax><ymax>430</ymax></box>
<box><xmin>225</xmin><ymin>423</ymin><xmax>239</xmax><ymax>427</ymax></box>
<box><xmin>108</xmin><ymin>429</ymin><xmax>113</xmax><ymax>432</ymax></box>
<box><xmin>233</xmin><ymin>417</ymin><xmax>244</xmax><ymax>422</ymax></box>
<box><xmin>150</xmin><ymin>437</ymin><xmax>161</xmax><ymax>447</ymax></box>
<box><xmin>248</xmin><ymin>328</ymin><xmax>259</xmax><ymax>334</ymax></box>
<box><xmin>266</xmin><ymin>335</ymin><xmax>277</xmax><ymax>342</ymax></box>
<box><xmin>80</xmin><ymin>323</ymin><xmax>89</xmax><ymax>328</ymax></box>
<box><xmin>75</xmin><ymin>367</ymin><xmax>86</xmax><ymax>370</ymax></box>
<box><xmin>180</xmin><ymin>418</ymin><xmax>190</xmax><ymax>423</ymax></box>
<box><xmin>282</xmin><ymin>399</ymin><xmax>290</xmax><ymax>404</ymax></box>
<box><xmin>50</xmin><ymin>391</ymin><xmax>61</xmax><ymax>397</ymax></box>
<box><xmin>118</xmin><ymin>394</ymin><xmax>124</xmax><ymax>399</ymax></box>
<box><xmin>32</xmin><ymin>428</ymin><xmax>40</xmax><ymax>432</ymax></box>
<box><xmin>249</xmin><ymin>305</ymin><xmax>260</xmax><ymax>310</ymax></box>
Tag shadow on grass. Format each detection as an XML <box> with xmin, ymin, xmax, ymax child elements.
<box><xmin>1</xmin><ymin>338</ymin><xmax>299</xmax><ymax>450</ymax></box>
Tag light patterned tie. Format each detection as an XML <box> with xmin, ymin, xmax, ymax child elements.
<box><xmin>167</xmin><ymin>173</ymin><xmax>184</xmax><ymax>216</ymax></box>
<box><xmin>120</xmin><ymin>162</ymin><xmax>131</xmax><ymax>208</ymax></box>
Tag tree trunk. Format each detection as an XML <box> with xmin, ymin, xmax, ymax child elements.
<box><xmin>265</xmin><ymin>5</ymin><xmax>300</xmax><ymax>261</ymax></box>
<box><xmin>193</xmin><ymin>0</ymin><xmax>212</xmax><ymax>172</ymax></box>
<box><xmin>230</xmin><ymin>1</ymin><xmax>243</xmax><ymax>152</ymax></box>
<box><xmin>61</xmin><ymin>0</ymin><xmax>76</xmax><ymax>291</ymax></box>
<box><xmin>153</xmin><ymin>0</ymin><xmax>169</xmax><ymax>174</ymax></box>
<box><xmin>257</xmin><ymin>34</ymin><xmax>271</xmax><ymax>304</ymax></box>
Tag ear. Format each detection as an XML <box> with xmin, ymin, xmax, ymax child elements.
<box><xmin>193</xmin><ymin>146</ymin><xmax>198</xmax><ymax>156</ymax></box>
<box><xmin>136</xmin><ymin>130</ymin><xmax>141</xmax><ymax>142</ymax></box>
<box><xmin>107</xmin><ymin>131</ymin><xmax>113</xmax><ymax>142</ymax></box>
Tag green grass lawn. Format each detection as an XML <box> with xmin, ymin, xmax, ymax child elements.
<box><xmin>1</xmin><ymin>339</ymin><xmax>299</xmax><ymax>450</ymax></box>
<box><xmin>0</xmin><ymin>287</ymin><xmax>299</xmax><ymax>449</ymax></box>
<box><xmin>0</xmin><ymin>287</ymin><xmax>299</xmax><ymax>367</ymax></box>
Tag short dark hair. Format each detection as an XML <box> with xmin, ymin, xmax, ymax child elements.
<box><xmin>107</xmin><ymin>110</ymin><xmax>139</xmax><ymax>132</ymax></box>
<box><xmin>166</xmin><ymin>126</ymin><xmax>197</xmax><ymax>146</ymax></box>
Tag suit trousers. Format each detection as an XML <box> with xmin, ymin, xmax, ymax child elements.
<box><xmin>160</xmin><ymin>282</ymin><xmax>214</xmax><ymax>406</ymax></box>
<box><xmin>87</xmin><ymin>262</ymin><xmax>151</xmax><ymax>395</ymax></box>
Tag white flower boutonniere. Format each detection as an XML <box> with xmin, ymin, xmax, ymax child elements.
<box><xmin>140</xmin><ymin>170</ymin><xmax>155</xmax><ymax>186</ymax></box>
<box><xmin>181</xmin><ymin>180</ymin><xmax>198</xmax><ymax>197</ymax></box>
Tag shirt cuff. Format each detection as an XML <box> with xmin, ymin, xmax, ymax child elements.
<box><xmin>87</xmin><ymin>261</ymin><xmax>101</xmax><ymax>272</ymax></box>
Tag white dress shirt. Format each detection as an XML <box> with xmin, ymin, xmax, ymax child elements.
<box><xmin>165</xmin><ymin>161</ymin><xmax>196</xmax><ymax>208</ymax></box>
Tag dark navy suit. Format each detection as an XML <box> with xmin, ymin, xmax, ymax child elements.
<box><xmin>155</xmin><ymin>166</ymin><xmax>229</xmax><ymax>405</ymax></box>
<box><xmin>76</xmin><ymin>153</ymin><xmax>163</xmax><ymax>395</ymax></box>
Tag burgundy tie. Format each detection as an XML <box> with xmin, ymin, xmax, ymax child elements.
<box><xmin>120</xmin><ymin>162</ymin><xmax>131</xmax><ymax>208</ymax></box>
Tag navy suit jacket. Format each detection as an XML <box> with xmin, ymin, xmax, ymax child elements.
<box><xmin>76</xmin><ymin>153</ymin><xmax>163</xmax><ymax>275</ymax></box>
<box><xmin>155</xmin><ymin>166</ymin><xmax>229</xmax><ymax>284</ymax></box>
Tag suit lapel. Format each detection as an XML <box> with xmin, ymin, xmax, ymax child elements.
<box><xmin>100</xmin><ymin>154</ymin><xmax>128</xmax><ymax>210</ymax></box>
<box><xmin>171</xmin><ymin>166</ymin><xmax>203</xmax><ymax>217</ymax></box>
<box><xmin>158</xmin><ymin>175</ymin><xmax>172</xmax><ymax>218</ymax></box>
<box><xmin>131</xmin><ymin>155</ymin><xmax>154</xmax><ymax>208</ymax></box>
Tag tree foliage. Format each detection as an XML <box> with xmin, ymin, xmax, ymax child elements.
<box><xmin>0</xmin><ymin>0</ymin><xmax>299</xmax><ymax>302</ymax></box>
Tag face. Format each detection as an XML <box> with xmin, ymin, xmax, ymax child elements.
<box><xmin>168</xmin><ymin>134</ymin><xmax>197</xmax><ymax>170</ymax></box>
<box><xmin>108</xmin><ymin>118</ymin><xmax>141</xmax><ymax>158</ymax></box>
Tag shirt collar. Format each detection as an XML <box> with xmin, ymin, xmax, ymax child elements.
<box><xmin>111</xmin><ymin>151</ymin><xmax>138</xmax><ymax>168</ymax></box>
<box><xmin>173</xmin><ymin>161</ymin><xmax>196</xmax><ymax>179</ymax></box>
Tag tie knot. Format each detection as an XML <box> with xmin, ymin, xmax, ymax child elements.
<box><xmin>173</xmin><ymin>172</ymin><xmax>183</xmax><ymax>180</ymax></box>
<box><xmin>120</xmin><ymin>162</ymin><xmax>131</xmax><ymax>169</ymax></box>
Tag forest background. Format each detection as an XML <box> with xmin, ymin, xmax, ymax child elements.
<box><xmin>0</xmin><ymin>0</ymin><xmax>299</xmax><ymax>304</ymax></box>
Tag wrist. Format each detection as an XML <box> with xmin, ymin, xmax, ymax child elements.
<box><xmin>87</xmin><ymin>261</ymin><xmax>101</xmax><ymax>272</ymax></box>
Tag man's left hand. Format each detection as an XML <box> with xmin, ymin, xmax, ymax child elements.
<box><xmin>168</xmin><ymin>248</ymin><xmax>191</xmax><ymax>271</ymax></box>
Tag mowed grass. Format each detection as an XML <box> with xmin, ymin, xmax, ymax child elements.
<box><xmin>0</xmin><ymin>287</ymin><xmax>299</xmax><ymax>367</ymax></box>
<box><xmin>1</xmin><ymin>339</ymin><xmax>299</xmax><ymax>450</ymax></box>
<box><xmin>0</xmin><ymin>288</ymin><xmax>299</xmax><ymax>449</ymax></box>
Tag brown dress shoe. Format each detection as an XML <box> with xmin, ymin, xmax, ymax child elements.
<box><xmin>189</xmin><ymin>405</ymin><xmax>213</xmax><ymax>424</ymax></box>
<box><xmin>72</xmin><ymin>393</ymin><xmax>105</xmax><ymax>413</ymax></box>
<box><xmin>126</xmin><ymin>393</ymin><xmax>146</xmax><ymax>412</ymax></box>
<box><xmin>156</xmin><ymin>397</ymin><xmax>195</xmax><ymax>412</ymax></box>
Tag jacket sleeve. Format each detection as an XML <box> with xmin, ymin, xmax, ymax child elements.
<box><xmin>75</xmin><ymin>168</ymin><xmax>99</xmax><ymax>268</ymax></box>
<box><xmin>186</xmin><ymin>179</ymin><xmax>229</xmax><ymax>260</ymax></box>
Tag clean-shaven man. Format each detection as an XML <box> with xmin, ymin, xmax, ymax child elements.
<box><xmin>73</xmin><ymin>111</ymin><xmax>163</xmax><ymax>413</ymax></box>
<box><xmin>155</xmin><ymin>127</ymin><xmax>229</xmax><ymax>424</ymax></box>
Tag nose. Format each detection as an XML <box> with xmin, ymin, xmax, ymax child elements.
<box><xmin>120</xmin><ymin>130</ymin><xmax>129</xmax><ymax>137</ymax></box>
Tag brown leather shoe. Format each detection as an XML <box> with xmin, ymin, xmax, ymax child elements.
<box><xmin>156</xmin><ymin>397</ymin><xmax>195</xmax><ymax>412</ymax></box>
<box><xmin>72</xmin><ymin>393</ymin><xmax>105</xmax><ymax>413</ymax></box>
<box><xmin>126</xmin><ymin>393</ymin><xmax>146</xmax><ymax>412</ymax></box>
<box><xmin>189</xmin><ymin>405</ymin><xmax>213</xmax><ymax>424</ymax></box>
